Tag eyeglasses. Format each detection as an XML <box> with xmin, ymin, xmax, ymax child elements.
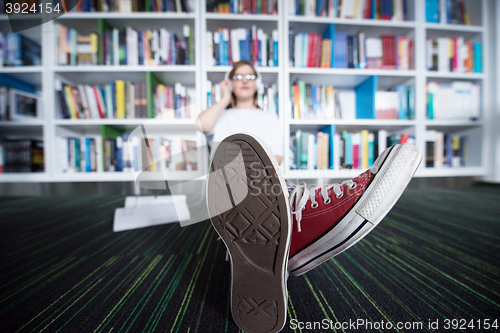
<box><xmin>231</xmin><ymin>74</ymin><xmax>257</xmax><ymax>81</ymax></box>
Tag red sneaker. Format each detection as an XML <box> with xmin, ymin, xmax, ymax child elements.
<box><xmin>288</xmin><ymin>143</ymin><xmax>421</xmax><ymax>276</ymax></box>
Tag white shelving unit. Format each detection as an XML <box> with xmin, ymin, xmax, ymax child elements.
<box><xmin>0</xmin><ymin>15</ymin><xmax>46</xmax><ymax>183</ymax></box>
<box><xmin>420</xmin><ymin>0</ymin><xmax>488</xmax><ymax>178</ymax></box>
<box><xmin>282</xmin><ymin>0</ymin><xmax>489</xmax><ymax>180</ymax></box>
<box><xmin>0</xmin><ymin>0</ymin><xmax>494</xmax><ymax>184</ymax></box>
<box><xmin>0</xmin><ymin>8</ymin><xmax>205</xmax><ymax>184</ymax></box>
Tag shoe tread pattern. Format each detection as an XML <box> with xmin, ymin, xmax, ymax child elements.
<box><xmin>238</xmin><ymin>297</ymin><xmax>278</xmax><ymax>332</ymax></box>
<box><xmin>214</xmin><ymin>140</ymin><xmax>281</xmax><ymax>273</ymax></box>
<box><xmin>209</xmin><ymin>136</ymin><xmax>288</xmax><ymax>333</ymax></box>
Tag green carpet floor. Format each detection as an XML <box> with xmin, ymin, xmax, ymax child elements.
<box><xmin>1</xmin><ymin>185</ymin><xmax>499</xmax><ymax>333</ymax></box>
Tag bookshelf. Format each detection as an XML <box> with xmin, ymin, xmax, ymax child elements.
<box><xmin>0</xmin><ymin>0</ymin><xmax>495</xmax><ymax>185</ymax></box>
<box><xmin>0</xmin><ymin>6</ymin><xmax>205</xmax><ymax>184</ymax></box>
<box><xmin>49</xmin><ymin>11</ymin><xmax>204</xmax><ymax>183</ymax></box>
<box><xmin>283</xmin><ymin>0</ymin><xmax>489</xmax><ymax>180</ymax></box>
<box><xmin>421</xmin><ymin>0</ymin><xmax>487</xmax><ymax>178</ymax></box>
<box><xmin>0</xmin><ymin>17</ymin><xmax>45</xmax><ymax>181</ymax></box>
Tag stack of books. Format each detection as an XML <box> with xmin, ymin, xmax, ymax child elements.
<box><xmin>56</xmin><ymin>24</ymin><xmax>194</xmax><ymax>66</ymax></box>
<box><xmin>0</xmin><ymin>139</ymin><xmax>44</xmax><ymax>173</ymax></box>
<box><xmin>290</xmin><ymin>80</ymin><xmax>415</xmax><ymax>120</ymax></box>
<box><xmin>426</xmin><ymin>37</ymin><xmax>481</xmax><ymax>73</ymax></box>
<box><xmin>290</xmin><ymin>82</ymin><xmax>342</xmax><ymax>119</ymax></box>
<box><xmin>207</xmin><ymin>0</ymin><xmax>277</xmax><ymax>14</ymax></box>
<box><xmin>292</xmin><ymin>0</ymin><xmax>410</xmax><ymax>20</ymax></box>
<box><xmin>153</xmin><ymin>83</ymin><xmax>196</xmax><ymax>119</ymax></box>
<box><xmin>206</xmin><ymin>27</ymin><xmax>278</xmax><ymax>67</ymax></box>
<box><xmin>427</xmin><ymin>81</ymin><xmax>480</xmax><ymax>120</ymax></box>
<box><xmin>445</xmin><ymin>0</ymin><xmax>471</xmax><ymax>24</ymax></box>
<box><xmin>56</xmin><ymin>79</ymin><xmax>148</xmax><ymax>119</ymax></box>
<box><xmin>63</xmin><ymin>0</ymin><xmax>192</xmax><ymax>12</ymax></box>
<box><xmin>426</xmin><ymin>0</ymin><xmax>471</xmax><ymax>24</ymax></box>
<box><xmin>0</xmin><ymin>33</ymin><xmax>41</xmax><ymax>67</ymax></box>
<box><xmin>58</xmin><ymin>136</ymin><xmax>103</xmax><ymax>173</ymax></box>
<box><xmin>58</xmin><ymin>132</ymin><xmax>197</xmax><ymax>173</ymax></box>
<box><xmin>56</xmin><ymin>25</ymin><xmax>98</xmax><ymax>66</ymax></box>
<box><xmin>290</xmin><ymin>127</ymin><xmax>414</xmax><ymax>170</ymax></box>
<box><xmin>206</xmin><ymin>80</ymin><xmax>278</xmax><ymax>115</ymax></box>
<box><xmin>425</xmin><ymin>130</ymin><xmax>467</xmax><ymax>168</ymax></box>
<box><xmin>290</xmin><ymin>129</ymin><xmax>334</xmax><ymax>171</ymax></box>
<box><xmin>290</xmin><ymin>25</ymin><xmax>413</xmax><ymax>70</ymax></box>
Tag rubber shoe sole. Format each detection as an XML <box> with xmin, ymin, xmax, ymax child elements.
<box><xmin>207</xmin><ymin>133</ymin><xmax>291</xmax><ymax>333</ymax></box>
<box><xmin>288</xmin><ymin>143</ymin><xmax>422</xmax><ymax>276</ymax></box>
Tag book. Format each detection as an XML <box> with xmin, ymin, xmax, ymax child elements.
<box><xmin>365</xmin><ymin>37</ymin><xmax>383</xmax><ymax>69</ymax></box>
<box><xmin>355</xmin><ymin>76</ymin><xmax>377</xmax><ymax>119</ymax></box>
<box><xmin>352</xmin><ymin>132</ymin><xmax>360</xmax><ymax>169</ymax></box>
<box><xmin>381</xmin><ymin>35</ymin><xmax>396</xmax><ymax>69</ymax></box>
<box><xmin>426</xmin><ymin>0</ymin><xmax>439</xmax><ymax>23</ymax></box>
<box><xmin>375</xmin><ymin>91</ymin><xmax>398</xmax><ymax>119</ymax></box>
<box><xmin>446</xmin><ymin>0</ymin><xmax>471</xmax><ymax>25</ymax></box>
<box><xmin>307</xmin><ymin>133</ymin><xmax>315</xmax><ymax>170</ymax></box>
<box><xmin>333</xmin><ymin>132</ymin><xmax>341</xmax><ymax>170</ymax></box>
<box><xmin>361</xmin><ymin>129</ymin><xmax>369</xmax><ymax>169</ymax></box>
<box><xmin>425</xmin><ymin>130</ymin><xmax>437</xmax><ymax>167</ymax></box>
<box><xmin>0</xmin><ymin>139</ymin><xmax>44</xmax><ymax>173</ymax></box>
<box><xmin>0</xmin><ymin>73</ymin><xmax>36</xmax><ymax>94</ymax></box>
<box><xmin>3</xmin><ymin>33</ymin><xmax>41</xmax><ymax>67</ymax></box>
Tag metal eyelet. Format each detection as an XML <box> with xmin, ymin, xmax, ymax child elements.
<box><xmin>336</xmin><ymin>192</ymin><xmax>344</xmax><ymax>199</ymax></box>
<box><xmin>324</xmin><ymin>197</ymin><xmax>331</xmax><ymax>205</ymax></box>
<box><xmin>311</xmin><ymin>202</ymin><xmax>319</xmax><ymax>209</ymax></box>
<box><xmin>349</xmin><ymin>182</ymin><xmax>357</xmax><ymax>190</ymax></box>
<box><xmin>301</xmin><ymin>206</ymin><xmax>305</xmax><ymax>211</ymax></box>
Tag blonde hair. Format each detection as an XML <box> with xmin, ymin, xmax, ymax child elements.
<box><xmin>227</xmin><ymin>60</ymin><xmax>260</xmax><ymax>109</ymax></box>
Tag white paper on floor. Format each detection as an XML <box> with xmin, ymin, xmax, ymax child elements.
<box><xmin>124</xmin><ymin>195</ymin><xmax>188</xmax><ymax>208</ymax></box>
<box><xmin>113</xmin><ymin>195</ymin><xmax>191</xmax><ymax>232</ymax></box>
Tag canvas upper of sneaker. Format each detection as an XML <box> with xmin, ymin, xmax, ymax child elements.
<box><xmin>288</xmin><ymin>169</ymin><xmax>375</xmax><ymax>258</ymax></box>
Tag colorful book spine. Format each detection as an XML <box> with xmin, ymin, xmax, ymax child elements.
<box><xmin>291</xmin><ymin>0</ymin><xmax>408</xmax><ymax>20</ymax></box>
<box><xmin>58</xmin><ymin>23</ymin><xmax>193</xmax><ymax>66</ymax></box>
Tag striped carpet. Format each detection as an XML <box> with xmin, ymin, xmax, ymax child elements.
<box><xmin>1</xmin><ymin>185</ymin><xmax>499</xmax><ymax>333</ymax></box>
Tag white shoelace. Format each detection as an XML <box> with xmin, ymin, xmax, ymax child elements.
<box><xmin>289</xmin><ymin>179</ymin><xmax>357</xmax><ymax>232</ymax></box>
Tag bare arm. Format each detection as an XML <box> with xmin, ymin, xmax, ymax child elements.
<box><xmin>195</xmin><ymin>79</ymin><xmax>232</xmax><ymax>133</ymax></box>
<box><xmin>275</xmin><ymin>155</ymin><xmax>282</xmax><ymax>165</ymax></box>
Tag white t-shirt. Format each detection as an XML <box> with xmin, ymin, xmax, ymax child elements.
<box><xmin>206</xmin><ymin>108</ymin><xmax>283</xmax><ymax>157</ymax></box>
